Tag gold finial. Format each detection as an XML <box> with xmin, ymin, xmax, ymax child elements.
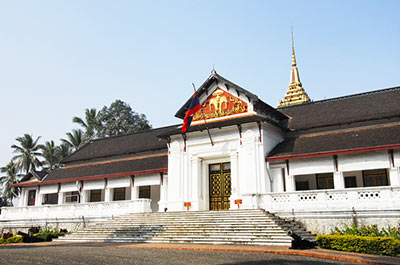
<box><xmin>277</xmin><ymin>28</ymin><xmax>311</xmax><ymax>108</ymax></box>
<box><xmin>291</xmin><ymin>26</ymin><xmax>297</xmax><ymax>67</ymax></box>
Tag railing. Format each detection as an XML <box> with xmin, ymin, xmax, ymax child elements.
<box><xmin>0</xmin><ymin>199</ymin><xmax>152</xmax><ymax>220</ymax></box>
<box><xmin>260</xmin><ymin>186</ymin><xmax>400</xmax><ymax>212</ymax></box>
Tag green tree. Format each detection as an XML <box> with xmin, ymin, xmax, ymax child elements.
<box><xmin>56</xmin><ymin>142</ymin><xmax>72</xmax><ymax>162</ymax></box>
<box><xmin>95</xmin><ymin>99</ymin><xmax>151</xmax><ymax>138</ymax></box>
<box><xmin>61</xmin><ymin>129</ymin><xmax>85</xmax><ymax>152</ymax></box>
<box><xmin>72</xmin><ymin>108</ymin><xmax>99</xmax><ymax>141</ymax></box>
<box><xmin>40</xmin><ymin>141</ymin><xmax>60</xmax><ymax>170</ymax></box>
<box><xmin>0</xmin><ymin>161</ymin><xmax>22</xmax><ymax>206</ymax></box>
<box><xmin>11</xmin><ymin>134</ymin><xmax>42</xmax><ymax>174</ymax></box>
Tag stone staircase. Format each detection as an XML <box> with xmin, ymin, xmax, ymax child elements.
<box><xmin>56</xmin><ymin>209</ymin><xmax>315</xmax><ymax>246</ymax></box>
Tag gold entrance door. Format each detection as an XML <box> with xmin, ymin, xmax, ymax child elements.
<box><xmin>209</xmin><ymin>162</ymin><xmax>231</xmax><ymax>210</ymax></box>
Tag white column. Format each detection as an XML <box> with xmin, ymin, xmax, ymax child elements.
<box><xmin>183</xmin><ymin>152</ymin><xmax>189</xmax><ymax>202</ymax></box>
<box><xmin>58</xmin><ymin>192</ymin><xmax>64</xmax><ymax>205</ymax></box>
<box><xmin>162</xmin><ymin>176</ymin><xmax>168</xmax><ymax>202</ymax></box>
<box><xmin>18</xmin><ymin>190</ymin><xmax>25</xmax><ymax>207</ymax></box>
<box><xmin>166</xmin><ymin>140</ymin><xmax>184</xmax><ymax>211</ymax></box>
<box><xmin>81</xmin><ymin>190</ymin><xmax>89</xmax><ymax>203</ymax></box>
<box><xmin>105</xmin><ymin>188</ymin><xmax>112</xmax><ymax>202</ymax></box>
<box><xmin>190</xmin><ymin>156</ymin><xmax>201</xmax><ymax>210</ymax></box>
<box><xmin>158</xmin><ymin>175</ymin><xmax>169</xmax><ymax>212</ymax></box>
<box><xmin>258</xmin><ymin>141</ymin><xmax>266</xmax><ymax>194</ymax></box>
<box><xmin>24</xmin><ymin>190</ymin><xmax>29</xmax><ymax>206</ymax></box>
<box><xmin>389</xmin><ymin>168</ymin><xmax>400</xmax><ymax>186</ymax></box>
<box><xmin>131</xmin><ymin>186</ymin><xmax>139</xmax><ymax>200</ymax></box>
<box><xmin>285</xmin><ymin>174</ymin><xmax>295</xmax><ymax>192</ymax></box>
<box><xmin>280</xmin><ymin>169</ymin><xmax>285</xmax><ymax>192</ymax></box>
<box><xmin>334</xmin><ymin>171</ymin><xmax>345</xmax><ymax>189</ymax></box>
<box><xmin>230</xmin><ymin>151</ymin><xmax>239</xmax><ymax>209</ymax></box>
<box><xmin>36</xmin><ymin>189</ymin><xmax>43</xmax><ymax>206</ymax></box>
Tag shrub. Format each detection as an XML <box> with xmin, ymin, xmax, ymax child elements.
<box><xmin>36</xmin><ymin>226</ymin><xmax>68</xmax><ymax>242</ymax></box>
<box><xmin>5</xmin><ymin>236</ymin><xmax>23</xmax><ymax>244</ymax></box>
<box><xmin>317</xmin><ymin>234</ymin><xmax>400</xmax><ymax>256</ymax></box>
<box><xmin>331</xmin><ymin>224</ymin><xmax>400</xmax><ymax>240</ymax></box>
<box><xmin>2</xmin><ymin>232</ymin><xmax>13</xmax><ymax>240</ymax></box>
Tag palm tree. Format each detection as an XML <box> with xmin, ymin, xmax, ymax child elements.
<box><xmin>61</xmin><ymin>129</ymin><xmax>85</xmax><ymax>152</ymax></box>
<box><xmin>40</xmin><ymin>141</ymin><xmax>60</xmax><ymax>170</ymax></box>
<box><xmin>56</xmin><ymin>143</ymin><xmax>72</xmax><ymax>162</ymax></box>
<box><xmin>73</xmin><ymin>108</ymin><xmax>99</xmax><ymax>141</ymax></box>
<box><xmin>11</xmin><ymin>134</ymin><xmax>42</xmax><ymax>174</ymax></box>
<box><xmin>0</xmin><ymin>161</ymin><xmax>22</xmax><ymax>206</ymax></box>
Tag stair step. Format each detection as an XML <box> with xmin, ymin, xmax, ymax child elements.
<box><xmin>54</xmin><ymin>238</ymin><xmax>291</xmax><ymax>246</ymax></box>
<box><xmin>56</xmin><ymin>209</ymin><xmax>315</xmax><ymax>246</ymax></box>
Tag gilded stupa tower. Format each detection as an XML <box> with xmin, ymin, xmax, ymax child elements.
<box><xmin>278</xmin><ymin>30</ymin><xmax>311</xmax><ymax>108</ymax></box>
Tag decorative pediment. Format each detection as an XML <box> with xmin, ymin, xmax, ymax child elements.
<box><xmin>175</xmin><ymin>71</ymin><xmax>288</xmax><ymax>128</ymax></box>
<box><xmin>193</xmin><ymin>88</ymin><xmax>248</xmax><ymax>121</ymax></box>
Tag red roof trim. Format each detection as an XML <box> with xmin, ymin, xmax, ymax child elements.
<box><xmin>266</xmin><ymin>144</ymin><xmax>400</xmax><ymax>162</ymax></box>
<box><xmin>12</xmin><ymin>168</ymin><xmax>168</xmax><ymax>188</ymax></box>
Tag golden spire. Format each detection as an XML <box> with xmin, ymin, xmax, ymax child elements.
<box><xmin>277</xmin><ymin>28</ymin><xmax>311</xmax><ymax>108</ymax></box>
<box><xmin>291</xmin><ymin>28</ymin><xmax>297</xmax><ymax>67</ymax></box>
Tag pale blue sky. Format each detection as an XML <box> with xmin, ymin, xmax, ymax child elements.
<box><xmin>0</xmin><ymin>0</ymin><xmax>399</xmax><ymax>168</ymax></box>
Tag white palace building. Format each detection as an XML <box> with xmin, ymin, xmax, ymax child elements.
<box><xmin>2</xmin><ymin>46</ymin><xmax>400</xmax><ymax>235</ymax></box>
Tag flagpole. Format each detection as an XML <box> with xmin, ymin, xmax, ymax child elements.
<box><xmin>192</xmin><ymin>83</ymin><xmax>214</xmax><ymax>146</ymax></box>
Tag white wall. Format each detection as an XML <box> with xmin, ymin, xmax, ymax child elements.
<box><xmin>394</xmin><ymin>149</ymin><xmax>400</xmax><ymax>166</ymax></box>
<box><xmin>108</xmin><ymin>177</ymin><xmax>131</xmax><ymax>188</ymax></box>
<box><xmin>83</xmin><ymin>179</ymin><xmax>105</xmax><ymax>190</ymax></box>
<box><xmin>135</xmin><ymin>174</ymin><xmax>160</xmax><ymax>186</ymax></box>
<box><xmin>270</xmin><ymin>167</ymin><xmax>285</xmax><ymax>192</ymax></box>
<box><xmin>290</xmin><ymin>157</ymin><xmax>334</xmax><ymax>176</ymax></box>
<box><xmin>339</xmin><ymin>151</ymin><xmax>389</xmax><ymax>172</ymax></box>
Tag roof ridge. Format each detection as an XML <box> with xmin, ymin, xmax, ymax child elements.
<box><xmin>278</xmin><ymin>85</ymin><xmax>400</xmax><ymax>109</ymax></box>
<box><xmin>89</xmin><ymin>124</ymin><xmax>179</xmax><ymax>143</ymax></box>
<box><xmin>60</xmin><ymin>124</ymin><xmax>178</xmax><ymax>164</ymax></box>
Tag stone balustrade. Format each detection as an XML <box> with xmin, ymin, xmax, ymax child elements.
<box><xmin>260</xmin><ymin>186</ymin><xmax>400</xmax><ymax>212</ymax></box>
<box><xmin>0</xmin><ymin>199</ymin><xmax>152</xmax><ymax>221</ymax></box>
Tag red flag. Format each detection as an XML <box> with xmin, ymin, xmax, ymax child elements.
<box><xmin>182</xmin><ymin>93</ymin><xmax>201</xmax><ymax>133</ymax></box>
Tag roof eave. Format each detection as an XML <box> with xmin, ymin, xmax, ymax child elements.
<box><xmin>12</xmin><ymin>167</ymin><xmax>168</xmax><ymax>188</ymax></box>
<box><xmin>266</xmin><ymin>143</ymin><xmax>400</xmax><ymax>162</ymax></box>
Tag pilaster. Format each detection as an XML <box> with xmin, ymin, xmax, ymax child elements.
<box><xmin>58</xmin><ymin>192</ymin><xmax>64</xmax><ymax>205</ymax></box>
<box><xmin>333</xmin><ymin>171</ymin><xmax>345</xmax><ymax>189</ymax></box>
<box><xmin>18</xmin><ymin>190</ymin><xmax>25</xmax><ymax>207</ymax></box>
<box><xmin>131</xmin><ymin>186</ymin><xmax>139</xmax><ymax>200</ymax></box>
<box><xmin>104</xmin><ymin>188</ymin><xmax>112</xmax><ymax>202</ymax></box>
<box><xmin>159</xmin><ymin>176</ymin><xmax>168</xmax><ymax>212</ymax></box>
<box><xmin>285</xmin><ymin>174</ymin><xmax>295</xmax><ymax>192</ymax></box>
<box><xmin>389</xmin><ymin>168</ymin><xmax>400</xmax><ymax>186</ymax></box>
<box><xmin>35</xmin><ymin>189</ymin><xmax>42</xmax><ymax>206</ymax></box>
<box><xmin>190</xmin><ymin>156</ymin><xmax>201</xmax><ymax>210</ymax></box>
<box><xmin>81</xmin><ymin>190</ymin><xmax>89</xmax><ymax>203</ymax></box>
<box><xmin>229</xmin><ymin>151</ymin><xmax>239</xmax><ymax>208</ymax></box>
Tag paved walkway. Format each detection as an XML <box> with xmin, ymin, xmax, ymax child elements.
<box><xmin>111</xmin><ymin>243</ymin><xmax>399</xmax><ymax>265</ymax></box>
<box><xmin>1</xmin><ymin>242</ymin><xmax>399</xmax><ymax>265</ymax></box>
